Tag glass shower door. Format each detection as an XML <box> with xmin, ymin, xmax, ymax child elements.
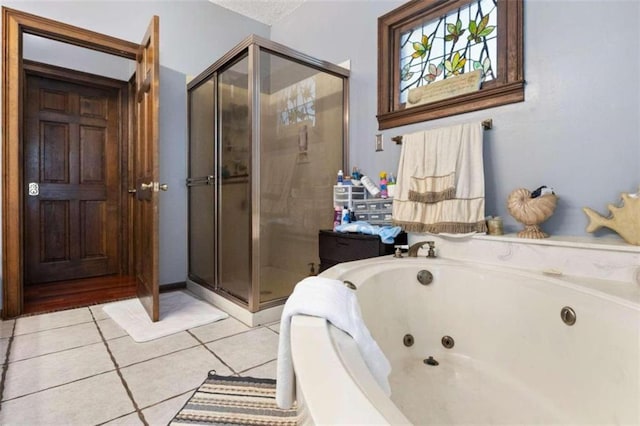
<box><xmin>187</xmin><ymin>35</ymin><xmax>349</xmax><ymax>313</ymax></box>
<box><xmin>217</xmin><ymin>55</ymin><xmax>251</xmax><ymax>303</ymax></box>
<box><xmin>258</xmin><ymin>50</ymin><xmax>345</xmax><ymax>304</ymax></box>
<box><xmin>187</xmin><ymin>78</ymin><xmax>215</xmax><ymax>286</ymax></box>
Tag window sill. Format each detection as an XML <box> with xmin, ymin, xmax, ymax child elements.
<box><xmin>377</xmin><ymin>80</ymin><xmax>525</xmax><ymax>130</ymax></box>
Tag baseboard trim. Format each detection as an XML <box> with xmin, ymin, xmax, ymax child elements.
<box><xmin>186</xmin><ymin>279</ymin><xmax>283</xmax><ymax>327</ymax></box>
<box><xmin>159</xmin><ymin>281</ymin><xmax>187</xmax><ymax>293</ymax></box>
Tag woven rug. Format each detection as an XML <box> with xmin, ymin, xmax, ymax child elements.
<box><xmin>171</xmin><ymin>372</ymin><xmax>298</xmax><ymax>425</ymax></box>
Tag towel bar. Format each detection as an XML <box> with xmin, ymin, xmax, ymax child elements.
<box><xmin>392</xmin><ymin>119</ymin><xmax>492</xmax><ymax>145</ymax></box>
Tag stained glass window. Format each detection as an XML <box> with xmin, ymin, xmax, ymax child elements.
<box><xmin>399</xmin><ymin>0</ymin><xmax>497</xmax><ymax>105</ymax></box>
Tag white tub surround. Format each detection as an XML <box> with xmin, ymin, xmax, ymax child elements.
<box><xmin>291</xmin><ymin>316</ymin><xmax>411</xmax><ymax>426</ymax></box>
<box><xmin>291</xmin><ymin>247</ymin><xmax>640</xmax><ymax>425</ymax></box>
<box><xmin>408</xmin><ymin>233</ymin><xmax>640</xmax><ymax>286</ymax></box>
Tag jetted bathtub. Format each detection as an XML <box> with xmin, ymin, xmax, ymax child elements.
<box><xmin>290</xmin><ymin>256</ymin><xmax>640</xmax><ymax>425</ymax></box>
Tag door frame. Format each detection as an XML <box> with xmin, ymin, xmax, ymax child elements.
<box><xmin>2</xmin><ymin>7</ymin><xmax>139</xmax><ymax>318</ymax></box>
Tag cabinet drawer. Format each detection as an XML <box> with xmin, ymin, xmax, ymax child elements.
<box><xmin>319</xmin><ymin>233</ymin><xmax>380</xmax><ymax>262</ymax></box>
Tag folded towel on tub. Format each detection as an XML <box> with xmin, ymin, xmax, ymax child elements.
<box><xmin>275</xmin><ymin>276</ymin><xmax>391</xmax><ymax>409</ymax></box>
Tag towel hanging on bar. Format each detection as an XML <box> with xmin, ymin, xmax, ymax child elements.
<box><xmin>392</xmin><ymin>121</ymin><xmax>487</xmax><ymax>234</ymax></box>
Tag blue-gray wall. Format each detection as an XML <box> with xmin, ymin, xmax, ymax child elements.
<box><xmin>0</xmin><ymin>0</ymin><xmax>270</xmax><ymax>287</ymax></box>
<box><xmin>271</xmin><ymin>0</ymin><xmax>640</xmax><ymax>236</ymax></box>
<box><xmin>1</xmin><ymin>0</ymin><xmax>639</xmax><ymax>301</ymax></box>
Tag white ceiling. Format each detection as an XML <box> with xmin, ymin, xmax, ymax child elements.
<box><xmin>208</xmin><ymin>0</ymin><xmax>306</xmax><ymax>26</ymax></box>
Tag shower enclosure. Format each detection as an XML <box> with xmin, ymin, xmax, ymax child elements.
<box><xmin>187</xmin><ymin>35</ymin><xmax>349</xmax><ymax>313</ymax></box>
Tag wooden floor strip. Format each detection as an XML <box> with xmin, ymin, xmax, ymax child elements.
<box><xmin>23</xmin><ymin>275</ymin><xmax>137</xmax><ymax>315</ymax></box>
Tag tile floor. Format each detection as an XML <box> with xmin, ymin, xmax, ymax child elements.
<box><xmin>0</xmin><ymin>292</ymin><xmax>281</xmax><ymax>425</ymax></box>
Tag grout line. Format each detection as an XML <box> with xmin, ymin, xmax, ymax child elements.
<box><xmin>91</xmin><ymin>310</ymin><xmax>149</xmax><ymax>426</ymax></box>
<box><xmin>186</xmin><ymin>330</ymin><xmax>237</xmax><ymax>375</ymax></box>
<box><xmin>11</xmin><ymin>318</ymin><xmax>97</xmax><ymax>338</ymax></box>
<box><xmin>136</xmin><ymin>388</ymin><xmax>195</xmax><ymax>412</ymax></box>
<box><xmin>5</xmin><ymin>340</ymin><xmax>106</xmax><ymax>365</ymax></box>
<box><xmin>264</xmin><ymin>324</ymin><xmax>280</xmax><ymax>335</ymax></box>
<box><xmin>112</xmin><ymin>343</ymin><xmax>202</xmax><ymax>370</ymax></box>
<box><xmin>94</xmin><ymin>410</ymin><xmax>138</xmax><ymax>426</ymax></box>
<box><xmin>0</xmin><ymin>370</ymin><xmax>116</xmax><ymax>403</ymax></box>
<box><xmin>195</xmin><ymin>327</ymin><xmax>256</xmax><ymax>345</ymax></box>
<box><xmin>237</xmin><ymin>358</ymin><xmax>277</xmax><ymax>375</ymax></box>
<box><xmin>0</xmin><ymin>320</ymin><xmax>17</xmax><ymax>411</ymax></box>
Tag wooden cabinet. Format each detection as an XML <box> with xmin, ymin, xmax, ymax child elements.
<box><xmin>318</xmin><ymin>230</ymin><xmax>407</xmax><ymax>273</ymax></box>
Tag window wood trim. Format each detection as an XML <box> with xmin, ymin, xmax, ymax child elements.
<box><xmin>377</xmin><ymin>0</ymin><xmax>524</xmax><ymax>130</ymax></box>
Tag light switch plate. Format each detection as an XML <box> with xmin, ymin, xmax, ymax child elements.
<box><xmin>375</xmin><ymin>134</ymin><xmax>383</xmax><ymax>152</ymax></box>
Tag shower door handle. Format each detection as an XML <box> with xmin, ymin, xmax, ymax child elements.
<box><xmin>186</xmin><ymin>176</ymin><xmax>215</xmax><ymax>187</ymax></box>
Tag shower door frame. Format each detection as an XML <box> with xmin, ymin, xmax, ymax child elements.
<box><xmin>187</xmin><ymin>34</ymin><xmax>350</xmax><ymax>313</ymax></box>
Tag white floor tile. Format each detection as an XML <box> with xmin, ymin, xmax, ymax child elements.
<box><xmin>3</xmin><ymin>342</ymin><xmax>114</xmax><ymax>401</ymax></box>
<box><xmin>0</xmin><ymin>371</ymin><xmax>134</xmax><ymax>425</ymax></box>
<box><xmin>141</xmin><ymin>391</ymin><xmax>193</xmax><ymax>424</ymax></box>
<box><xmin>206</xmin><ymin>327</ymin><xmax>278</xmax><ymax>373</ymax></box>
<box><xmin>96</xmin><ymin>318</ymin><xmax>128</xmax><ymax>340</ymax></box>
<box><xmin>0</xmin><ymin>319</ymin><xmax>15</xmax><ymax>339</ymax></box>
<box><xmin>188</xmin><ymin>316</ymin><xmax>250</xmax><ymax>343</ymax></box>
<box><xmin>241</xmin><ymin>359</ymin><xmax>277</xmax><ymax>380</ymax></box>
<box><xmin>0</xmin><ymin>338</ymin><xmax>9</xmax><ymax>364</ymax></box>
<box><xmin>268</xmin><ymin>322</ymin><xmax>281</xmax><ymax>334</ymax></box>
<box><xmin>89</xmin><ymin>303</ymin><xmax>112</xmax><ymax>321</ymax></box>
<box><xmin>107</xmin><ymin>331</ymin><xmax>199</xmax><ymax>368</ymax></box>
<box><xmin>120</xmin><ymin>346</ymin><xmax>232</xmax><ymax>408</ymax></box>
<box><xmin>14</xmin><ymin>308</ymin><xmax>93</xmax><ymax>335</ymax></box>
<box><xmin>9</xmin><ymin>321</ymin><xmax>103</xmax><ymax>362</ymax></box>
<box><xmin>102</xmin><ymin>411</ymin><xmax>144</xmax><ymax>425</ymax></box>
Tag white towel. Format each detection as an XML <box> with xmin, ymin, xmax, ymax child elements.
<box><xmin>275</xmin><ymin>276</ymin><xmax>391</xmax><ymax>409</ymax></box>
<box><xmin>393</xmin><ymin>122</ymin><xmax>487</xmax><ymax>234</ymax></box>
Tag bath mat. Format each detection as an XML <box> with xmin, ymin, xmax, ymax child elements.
<box><xmin>102</xmin><ymin>291</ymin><xmax>228</xmax><ymax>342</ymax></box>
<box><xmin>170</xmin><ymin>372</ymin><xmax>298</xmax><ymax>425</ymax></box>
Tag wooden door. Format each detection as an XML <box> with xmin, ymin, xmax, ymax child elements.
<box><xmin>24</xmin><ymin>74</ymin><xmax>121</xmax><ymax>284</ymax></box>
<box><xmin>134</xmin><ymin>16</ymin><xmax>160</xmax><ymax>321</ymax></box>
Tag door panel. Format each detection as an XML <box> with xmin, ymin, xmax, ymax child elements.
<box><xmin>134</xmin><ymin>16</ymin><xmax>160</xmax><ymax>321</ymax></box>
<box><xmin>24</xmin><ymin>74</ymin><xmax>120</xmax><ymax>284</ymax></box>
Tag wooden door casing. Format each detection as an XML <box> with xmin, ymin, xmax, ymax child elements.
<box><xmin>2</xmin><ymin>7</ymin><xmax>159</xmax><ymax>319</ymax></box>
<box><xmin>134</xmin><ymin>16</ymin><xmax>160</xmax><ymax>322</ymax></box>
<box><xmin>24</xmin><ymin>74</ymin><xmax>122</xmax><ymax>284</ymax></box>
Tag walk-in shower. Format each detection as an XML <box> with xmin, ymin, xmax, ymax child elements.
<box><xmin>186</xmin><ymin>35</ymin><xmax>349</xmax><ymax>318</ymax></box>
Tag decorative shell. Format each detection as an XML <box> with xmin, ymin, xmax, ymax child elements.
<box><xmin>582</xmin><ymin>186</ymin><xmax>640</xmax><ymax>245</ymax></box>
<box><xmin>507</xmin><ymin>188</ymin><xmax>558</xmax><ymax>238</ymax></box>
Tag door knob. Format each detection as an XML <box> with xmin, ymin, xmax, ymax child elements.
<box><xmin>140</xmin><ymin>182</ymin><xmax>153</xmax><ymax>190</ymax></box>
<box><xmin>159</xmin><ymin>183</ymin><xmax>168</xmax><ymax>191</ymax></box>
<box><xmin>128</xmin><ymin>188</ymin><xmax>137</xmax><ymax>194</ymax></box>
